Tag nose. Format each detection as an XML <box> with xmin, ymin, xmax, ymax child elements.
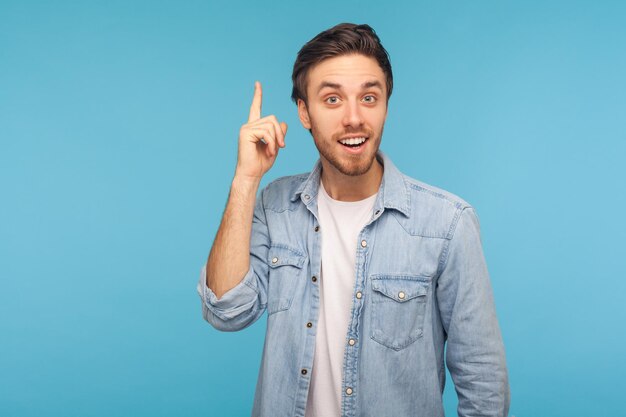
<box><xmin>342</xmin><ymin>99</ymin><xmax>364</xmax><ymax>129</ymax></box>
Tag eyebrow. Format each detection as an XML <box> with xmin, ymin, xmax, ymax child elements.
<box><xmin>317</xmin><ymin>80</ymin><xmax>384</xmax><ymax>94</ymax></box>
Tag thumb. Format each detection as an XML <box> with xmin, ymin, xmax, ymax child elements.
<box><xmin>280</xmin><ymin>122</ymin><xmax>288</xmax><ymax>136</ymax></box>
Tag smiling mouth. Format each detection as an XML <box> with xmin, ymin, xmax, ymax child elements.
<box><xmin>339</xmin><ymin>136</ymin><xmax>368</xmax><ymax>148</ymax></box>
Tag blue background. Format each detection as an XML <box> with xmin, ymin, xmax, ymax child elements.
<box><xmin>2</xmin><ymin>1</ymin><xmax>625</xmax><ymax>416</ymax></box>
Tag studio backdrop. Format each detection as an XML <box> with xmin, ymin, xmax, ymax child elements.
<box><xmin>1</xmin><ymin>1</ymin><xmax>625</xmax><ymax>416</ymax></box>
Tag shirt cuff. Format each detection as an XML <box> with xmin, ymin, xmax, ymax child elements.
<box><xmin>196</xmin><ymin>263</ymin><xmax>260</xmax><ymax>322</ymax></box>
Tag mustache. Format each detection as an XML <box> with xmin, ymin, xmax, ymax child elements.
<box><xmin>332</xmin><ymin>127</ymin><xmax>374</xmax><ymax>141</ymax></box>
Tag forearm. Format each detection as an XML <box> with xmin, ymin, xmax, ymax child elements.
<box><xmin>204</xmin><ymin>81</ymin><xmax>285</xmax><ymax>301</ymax></box>
<box><xmin>446</xmin><ymin>318</ymin><xmax>509</xmax><ymax>417</ymax></box>
<box><xmin>438</xmin><ymin>208</ymin><xmax>510</xmax><ymax>415</ymax></box>
<box><xmin>206</xmin><ymin>175</ymin><xmax>262</xmax><ymax>300</ymax></box>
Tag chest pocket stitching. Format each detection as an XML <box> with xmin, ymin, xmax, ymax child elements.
<box><xmin>370</xmin><ymin>275</ymin><xmax>430</xmax><ymax>351</ymax></box>
<box><xmin>267</xmin><ymin>245</ymin><xmax>307</xmax><ymax>315</ymax></box>
<box><xmin>371</xmin><ymin>279</ymin><xmax>428</xmax><ymax>302</ymax></box>
<box><xmin>268</xmin><ymin>245</ymin><xmax>306</xmax><ymax>269</ymax></box>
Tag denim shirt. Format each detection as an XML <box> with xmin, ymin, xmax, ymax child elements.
<box><xmin>197</xmin><ymin>151</ymin><xmax>510</xmax><ymax>417</ymax></box>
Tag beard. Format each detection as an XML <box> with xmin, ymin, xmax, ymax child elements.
<box><xmin>310</xmin><ymin>122</ymin><xmax>383</xmax><ymax>177</ymax></box>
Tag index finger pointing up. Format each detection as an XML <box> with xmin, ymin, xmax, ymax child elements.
<box><xmin>248</xmin><ymin>81</ymin><xmax>262</xmax><ymax>122</ymax></box>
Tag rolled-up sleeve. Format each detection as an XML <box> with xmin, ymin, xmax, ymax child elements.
<box><xmin>436</xmin><ymin>207</ymin><xmax>510</xmax><ymax>417</ymax></box>
<box><xmin>196</xmin><ymin>189</ymin><xmax>270</xmax><ymax>332</ymax></box>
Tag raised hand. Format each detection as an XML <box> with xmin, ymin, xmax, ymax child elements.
<box><xmin>235</xmin><ymin>81</ymin><xmax>288</xmax><ymax>180</ymax></box>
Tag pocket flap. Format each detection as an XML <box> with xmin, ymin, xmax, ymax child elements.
<box><xmin>371</xmin><ymin>278</ymin><xmax>428</xmax><ymax>302</ymax></box>
<box><xmin>268</xmin><ymin>245</ymin><xmax>306</xmax><ymax>269</ymax></box>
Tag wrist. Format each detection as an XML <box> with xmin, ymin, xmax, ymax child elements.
<box><xmin>232</xmin><ymin>172</ymin><xmax>262</xmax><ymax>189</ymax></box>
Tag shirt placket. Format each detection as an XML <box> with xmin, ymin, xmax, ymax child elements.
<box><xmin>295</xmin><ymin>192</ymin><xmax>323</xmax><ymax>417</ymax></box>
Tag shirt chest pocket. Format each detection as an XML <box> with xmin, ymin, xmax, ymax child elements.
<box><xmin>267</xmin><ymin>245</ymin><xmax>307</xmax><ymax>315</ymax></box>
<box><xmin>370</xmin><ymin>275</ymin><xmax>430</xmax><ymax>351</ymax></box>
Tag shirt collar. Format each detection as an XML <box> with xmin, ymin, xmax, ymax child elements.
<box><xmin>291</xmin><ymin>150</ymin><xmax>411</xmax><ymax>217</ymax></box>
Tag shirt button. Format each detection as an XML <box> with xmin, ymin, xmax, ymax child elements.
<box><xmin>304</xmin><ymin>194</ymin><xmax>310</xmax><ymax>200</ymax></box>
<box><xmin>346</xmin><ymin>387</ymin><xmax>353</xmax><ymax>395</ymax></box>
<box><xmin>361</xmin><ymin>240</ymin><xmax>367</xmax><ymax>248</ymax></box>
<box><xmin>306</xmin><ymin>322</ymin><xmax>313</xmax><ymax>328</ymax></box>
<box><xmin>375</xmin><ymin>209</ymin><xmax>380</xmax><ymax>215</ymax></box>
<box><xmin>271</xmin><ymin>257</ymin><xmax>278</xmax><ymax>264</ymax></box>
<box><xmin>348</xmin><ymin>339</ymin><xmax>356</xmax><ymax>346</ymax></box>
<box><xmin>398</xmin><ymin>291</ymin><xmax>405</xmax><ymax>300</ymax></box>
<box><xmin>314</xmin><ymin>225</ymin><xmax>320</xmax><ymax>232</ymax></box>
<box><xmin>356</xmin><ymin>291</ymin><xmax>362</xmax><ymax>299</ymax></box>
<box><xmin>301</xmin><ymin>369</ymin><xmax>308</xmax><ymax>375</ymax></box>
<box><xmin>312</xmin><ymin>276</ymin><xmax>317</xmax><ymax>283</ymax></box>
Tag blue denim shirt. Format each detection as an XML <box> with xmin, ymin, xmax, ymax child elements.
<box><xmin>197</xmin><ymin>151</ymin><xmax>510</xmax><ymax>417</ymax></box>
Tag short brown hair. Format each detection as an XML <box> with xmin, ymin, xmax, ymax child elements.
<box><xmin>291</xmin><ymin>23</ymin><xmax>393</xmax><ymax>105</ymax></box>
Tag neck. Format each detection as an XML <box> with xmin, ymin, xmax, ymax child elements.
<box><xmin>320</xmin><ymin>157</ymin><xmax>383</xmax><ymax>202</ymax></box>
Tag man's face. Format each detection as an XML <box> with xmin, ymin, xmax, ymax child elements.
<box><xmin>297</xmin><ymin>54</ymin><xmax>388</xmax><ymax>177</ymax></box>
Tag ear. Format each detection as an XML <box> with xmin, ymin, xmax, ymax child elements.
<box><xmin>297</xmin><ymin>99</ymin><xmax>311</xmax><ymax>129</ymax></box>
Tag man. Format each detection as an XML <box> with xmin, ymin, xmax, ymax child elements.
<box><xmin>197</xmin><ymin>23</ymin><xmax>510</xmax><ymax>417</ymax></box>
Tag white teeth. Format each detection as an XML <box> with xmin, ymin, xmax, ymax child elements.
<box><xmin>340</xmin><ymin>137</ymin><xmax>366</xmax><ymax>145</ymax></box>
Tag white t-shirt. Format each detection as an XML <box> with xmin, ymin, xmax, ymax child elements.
<box><xmin>305</xmin><ymin>180</ymin><xmax>378</xmax><ymax>417</ymax></box>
